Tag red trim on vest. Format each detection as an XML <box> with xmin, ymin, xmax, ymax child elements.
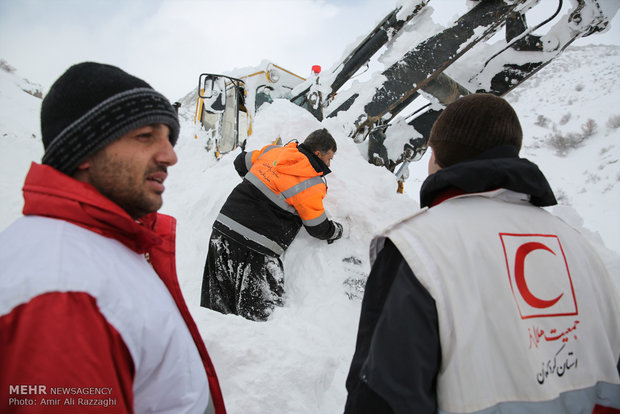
<box><xmin>430</xmin><ymin>188</ymin><xmax>467</xmax><ymax>207</ymax></box>
<box><xmin>592</xmin><ymin>405</ymin><xmax>620</xmax><ymax>413</ymax></box>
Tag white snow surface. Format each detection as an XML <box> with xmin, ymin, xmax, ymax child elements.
<box><xmin>1</xmin><ymin>44</ymin><xmax>620</xmax><ymax>413</ymax></box>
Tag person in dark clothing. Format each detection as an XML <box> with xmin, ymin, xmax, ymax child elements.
<box><xmin>344</xmin><ymin>94</ymin><xmax>620</xmax><ymax>413</ymax></box>
<box><xmin>201</xmin><ymin>128</ymin><xmax>344</xmax><ymax>321</ymax></box>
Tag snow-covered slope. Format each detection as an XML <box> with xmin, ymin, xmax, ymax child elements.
<box><xmin>1</xmin><ymin>44</ymin><xmax>619</xmax><ymax>413</ymax></box>
<box><xmin>510</xmin><ymin>45</ymin><xmax>620</xmax><ymax>254</ymax></box>
<box><xmin>0</xmin><ymin>66</ymin><xmax>43</xmax><ymax>231</ymax></box>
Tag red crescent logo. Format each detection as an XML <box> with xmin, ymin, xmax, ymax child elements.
<box><xmin>514</xmin><ymin>242</ymin><xmax>563</xmax><ymax>309</ymax></box>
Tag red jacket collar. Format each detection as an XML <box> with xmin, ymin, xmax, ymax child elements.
<box><xmin>429</xmin><ymin>187</ymin><xmax>467</xmax><ymax>207</ymax></box>
<box><xmin>22</xmin><ymin>162</ymin><xmax>168</xmax><ymax>254</ymax></box>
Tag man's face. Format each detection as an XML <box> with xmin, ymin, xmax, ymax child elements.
<box><xmin>315</xmin><ymin>149</ymin><xmax>335</xmax><ymax>167</ymax></box>
<box><xmin>75</xmin><ymin>123</ymin><xmax>177</xmax><ymax>219</ymax></box>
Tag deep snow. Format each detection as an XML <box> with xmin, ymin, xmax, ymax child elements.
<box><xmin>1</xmin><ymin>44</ymin><xmax>620</xmax><ymax>414</ymax></box>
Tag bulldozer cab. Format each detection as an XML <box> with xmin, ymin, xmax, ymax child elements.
<box><xmin>195</xmin><ymin>63</ymin><xmax>306</xmax><ymax>157</ymax></box>
<box><xmin>196</xmin><ymin>73</ymin><xmax>249</xmax><ymax>157</ymax></box>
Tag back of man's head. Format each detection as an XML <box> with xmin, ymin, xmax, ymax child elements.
<box><xmin>40</xmin><ymin>62</ymin><xmax>180</xmax><ymax>175</ymax></box>
<box><xmin>303</xmin><ymin>128</ymin><xmax>337</xmax><ymax>153</ymax></box>
<box><xmin>429</xmin><ymin>93</ymin><xmax>522</xmax><ymax>168</ymax></box>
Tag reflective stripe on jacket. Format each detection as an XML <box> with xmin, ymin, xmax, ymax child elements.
<box><xmin>246</xmin><ymin>141</ymin><xmax>328</xmax><ymax>225</ymax></box>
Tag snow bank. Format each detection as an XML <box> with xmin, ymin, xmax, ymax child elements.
<box><xmin>163</xmin><ymin>98</ymin><xmax>418</xmax><ymax>413</ymax></box>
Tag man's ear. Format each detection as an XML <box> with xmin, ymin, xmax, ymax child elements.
<box><xmin>76</xmin><ymin>160</ymin><xmax>91</xmax><ymax>170</ymax></box>
<box><xmin>314</xmin><ymin>150</ymin><xmax>322</xmax><ymax>158</ymax></box>
<box><xmin>428</xmin><ymin>150</ymin><xmax>442</xmax><ymax>175</ymax></box>
<box><xmin>71</xmin><ymin>159</ymin><xmax>91</xmax><ymax>181</ymax></box>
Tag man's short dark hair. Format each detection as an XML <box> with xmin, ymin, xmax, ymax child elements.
<box><xmin>429</xmin><ymin>93</ymin><xmax>522</xmax><ymax>168</ymax></box>
<box><xmin>303</xmin><ymin>128</ymin><xmax>337</xmax><ymax>153</ymax></box>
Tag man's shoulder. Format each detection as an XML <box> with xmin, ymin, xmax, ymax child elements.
<box><xmin>0</xmin><ymin>215</ymin><xmax>168</xmax><ymax>328</ymax></box>
<box><xmin>2</xmin><ymin>215</ymin><xmax>60</xmax><ymax>233</ymax></box>
<box><xmin>1</xmin><ymin>216</ymin><xmax>80</xmax><ymax>253</ymax></box>
<box><xmin>0</xmin><ymin>215</ymin><xmax>146</xmax><ymax>291</ymax></box>
<box><xmin>1</xmin><ymin>215</ymin><xmax>126</xmax><ymax>251</ymax></box>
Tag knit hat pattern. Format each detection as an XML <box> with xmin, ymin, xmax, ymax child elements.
<box><xmin>429</xmin><ymin>93</ymin><xmax>522</xmax><ymax>168</ymax></box>
<box><xmin>41</xmin><ymin>62</ymin><xmax>180</xmax><ymax>174</ymax></box>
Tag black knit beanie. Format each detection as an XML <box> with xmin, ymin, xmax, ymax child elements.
<box><xmin>429</xmin><ymin>93</ymin><xmax>522</xmax><ymax>168</ymax></box>
<box><xmin>41</xmin><ymin>62</ymin><xmax>180</xmax><ymax>174</ymax></box>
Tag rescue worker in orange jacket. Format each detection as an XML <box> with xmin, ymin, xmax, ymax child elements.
<box><xmin>200</xmin><ymin>128</ymin><xmax>344</xmax><ymax>321</ymax></box>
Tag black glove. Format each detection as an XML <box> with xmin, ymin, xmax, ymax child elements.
<box><xmin>327</xmin><ymin>221</ymin><xmax>343</xmax><ymax>244</ymax></box>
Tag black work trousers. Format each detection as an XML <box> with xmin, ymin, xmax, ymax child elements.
<box><xmin>200</xmin><ymin>231</ymin><xmax>285</xmax><ymax>321</ymax></box>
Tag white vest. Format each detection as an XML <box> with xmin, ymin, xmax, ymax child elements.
<box><xmin>376</xmin><ymin>189</ymin><xmax>620</xmax><ymax>413</ymax></box>
<box><xmin>0</xmin><ymin>216</ymin><xmax>210</xmax><ymax>413</ymax></box>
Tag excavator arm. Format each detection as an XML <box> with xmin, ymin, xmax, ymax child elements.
<box><xmin>195</xmin><ymin>0</ymin><xmax>617</xmax><ymax>189</ymax></box>
<box><xmin>294</xmin><ymin>0</ymin><xmax>617</xmax><ymax>184</ymax></box>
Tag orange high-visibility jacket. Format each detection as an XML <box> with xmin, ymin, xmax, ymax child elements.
<box><xmin>213</xmin><ymin>141</ymin><xmax>338</xmax><ymax>257</ymax></box>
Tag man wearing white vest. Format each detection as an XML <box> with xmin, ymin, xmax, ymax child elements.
<box><xmin>344</xmin><ymin>93</ymin><xmax>620</xmax><ymax>414</ymax></box>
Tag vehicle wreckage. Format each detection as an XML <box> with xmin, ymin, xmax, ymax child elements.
<box><xmin>193</xmin><ymin>0</ymin><xmax>618</xmax><ymax>191</ymax></box>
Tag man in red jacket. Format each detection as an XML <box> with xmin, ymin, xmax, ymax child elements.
<box><xmin>0</xmin><ymin>62</ymin><xmax>226</xmax><ymax>413</ymax></box>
